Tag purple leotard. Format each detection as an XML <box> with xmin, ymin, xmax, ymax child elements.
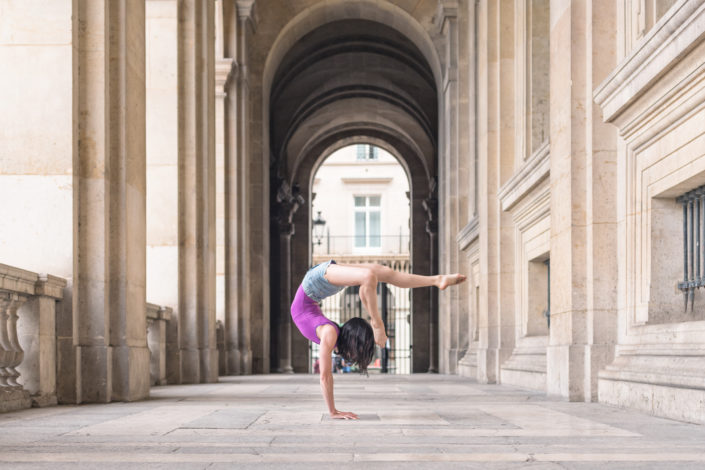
<box><xmin>291</xmin><ymin>285</ymin><xmax>339</xmax><ymax>344</ymax></box>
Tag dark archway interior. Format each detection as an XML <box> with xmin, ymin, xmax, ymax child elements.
<box><xmin>268</xmin><ymin>19</ymin><xmax>438</xmax><ymax>373</ymax></box>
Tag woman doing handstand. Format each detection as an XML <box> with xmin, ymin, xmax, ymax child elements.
<box><xmin>290</xmin><ymin>260</ymin><xmax>466</xmax><ymax>420</ymax></box>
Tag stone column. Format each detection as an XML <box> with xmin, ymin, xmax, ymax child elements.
<box><xmin>223</xmin><ymin>4</ymin><xmax>242</xmax><ymax>376</ymax></box>
<box><xmin>74</xmin><ymin>0</ymin><xmax>149</xmax><ymax>403</ymax></box>
<box><xmin>274</xmin><ymin>182</ymin><xmax>305</xmax><ymax>374</ymax></box>
<box><xmin>434</xmin><ymin>0</ymin><xmax>460</xmax><ymax>374</ymax></box>
<box><xmin>108</xmin><ymin>0</ymin><xmax>150</xmax><ymax>402</ymax></box>
<box><xmin>235</xmin><ymin>0</ymin><xmax>257</xmax><ymax>375</ymax></box>
<box><xmin>477</xmin><ymin>0</ymin><xmax>504</xmax><ymax>384</ymax></box>
<box><xmin>178</xmin><ymin>0</ymin><xmax>217</xmax><ymax>384</ymax></box>
<box><xmin>215</xmin><ymin>56</ymin><xmax>235</xmax><ymax>374</ymax></box>
<box><xmin>547</xmin><ymin>0</ymin><xmax>617</xmax><ymax>401</ymax></box>
<box><xmin>494</xmin><ymin>0</ymin><xmax>517</xmax><ymax>383</ymax></box>
<box><xmin>423</xmin><ymin>184</ymin><xmax>439</xmax><ymax>373</ymax></box>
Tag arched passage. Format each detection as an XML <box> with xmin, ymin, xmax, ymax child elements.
<box><xmin>266</xmin><ymin>10</ymin><xmax>439</xmax><ymax>374</ymax></box>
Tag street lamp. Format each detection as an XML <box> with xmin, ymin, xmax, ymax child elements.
<box><xmin>312</xmin><ymin>211</ymin><xmax>326</xmax><ymax>246</ymax></box>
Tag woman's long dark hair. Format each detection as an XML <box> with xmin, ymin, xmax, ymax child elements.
<box><xmin>336</xmin><ymin>317</ymin><xmax>375</xmax><ymax>374</ymax></box>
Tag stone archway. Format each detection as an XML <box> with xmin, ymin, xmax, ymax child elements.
<box><xmin>265</xmin><ymin>15</ymin><xmax>439</xmax><ymax>373</ymax></box>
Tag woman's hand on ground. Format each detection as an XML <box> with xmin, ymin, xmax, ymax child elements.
<box><xmin>331</xmin><ymin>410</ymin><xmax>359</xmax><ymax>420</ymax></box>
<box><xmin>373</xmin><ymin>327</ymin><xmax>388</xmax><ymax>348</ymax></box>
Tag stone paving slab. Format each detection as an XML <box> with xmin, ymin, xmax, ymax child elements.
<box><xmin>0</xmin><ymin>374</ymin><xmax>704</xmax><ymax>468</ymax></box>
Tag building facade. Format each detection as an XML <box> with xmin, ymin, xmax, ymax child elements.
<box><xmin>1</xmin><ymin>0</ymin><xmax>704</xmax><ymax>423</ymax></box>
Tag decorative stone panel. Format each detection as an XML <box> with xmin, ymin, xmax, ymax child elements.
<box><xmin>595</xmin><ymin>0</ymin><xmax>705</xmax><ymax>423</ymax></box>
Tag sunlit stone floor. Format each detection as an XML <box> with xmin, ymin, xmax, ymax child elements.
<box><xmin>1</xmin><ymin>374</ymin><xmax>704</xmax><ymax>469</ymax></box>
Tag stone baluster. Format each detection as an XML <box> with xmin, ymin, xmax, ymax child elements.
<box><xmin>0</xmin><ymin>294</ymin><xmax>12</xmax><ymax>389</ymax></box>
<box><xmin>5</xmin><ymin>295</ymin><xmax>27</xmax><ymax>389</ymax></box>
<box><xmin>0</xmin><ymin>292</ymin><xmax>31</xmax><ymax>411</ymax></box>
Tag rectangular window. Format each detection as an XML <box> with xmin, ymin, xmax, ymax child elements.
<box><xmin>354</xmin><ymin>195</ymin><xmax>381</xmax><ymax>249</ymax></box>
<box><xmin>356</xmin><ymin>144</ymin><xmax>379</xmax><ymax>161</ymax></box>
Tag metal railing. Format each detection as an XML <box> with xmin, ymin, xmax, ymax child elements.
<box><xmin>312</xmin><ymin>235</ymin><xmax>410</xmax><ymax>256</ymax></box>
<box><xmin>310</xmin><ymin>257</ymin><xmax>411</xmax><ymax>375</ymax></box>
<box><xmin>677</xmin><ymin>186</ymin><xmax>705</xmax><ymax>311</ymax></box>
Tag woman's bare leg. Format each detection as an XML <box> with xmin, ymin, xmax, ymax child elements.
<box><xmin>323</xmin><ymin>264</ymin><xmax>387</xmax><ymax>347</ymax></box>
<box><xmin>354</xmin><ymin>263</ymin><xmax>466</xmax><ymax>290</ymax></box>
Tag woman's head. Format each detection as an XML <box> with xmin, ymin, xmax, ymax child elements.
<box><xmin>336</xmin><ymin>317</ymin><xmax>375</xmax><ymax>374</ymax></box>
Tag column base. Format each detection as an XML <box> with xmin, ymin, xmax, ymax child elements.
<box><xmin>499</xmin><ymin>337</ymin><xmax>548</xmax><ymax>392</ymax></box>
<box><xmin>240</xmin><ymin>348</ymin><xmax>252</xmax><ymax>375</ymax></box>
<box><xmin>457</xmin><ymin>344</ymin><xmax>479</xmax><ymax>379</ymax></box>
<box><xmin>77</xmin><ymin>344</ymin><xmax>112</xmax><ymax>404</ymax></box>
<box><xmin>56</xmin><ymin>338</ymin><xmax>78</xmax><ymax>404</ymax></box>
<box><xmin>181</xmin><ymin>347</ymin><xmax>201</xmax><ymax>384</ymax></box>
<box><xmin>226</xmin><ymin>348</ymin><xmax>241</xmax><ymax>375</ymax></box>
<box><xmin>111</xmin><ymin>345</ymin><xmax>150</xmax><ymax>401</ymax></box>
<box><xmin>200</xmin><ymin>348</ymin><xmax>219</xmax><ymax>383</ymax></box>
<box><xmin>476</xmin><ymin>348</ymin><xmax>496</xmax><ymax>383</ymax></box>
<box><xmin>277</xmin><ymin>361</ymin><xmax>294</xmax><ymax>374</ymax></box>
<box><xmin>166</xmin><ymin>347</ymin><xmax>182</xmax><ymax>385</ymax></box>
<box><xmin>547</xmin><ymin>344</ymin><xmax>587</xmax><ymax>400</ymax></box>
<box><xmin>31</xmin><ymin>393</ymin><xmax>58</xmax><ymax>408</ymax></box>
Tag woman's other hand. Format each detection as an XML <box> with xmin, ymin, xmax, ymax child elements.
<box><xmin>373</xmin><ymin>327</ymin><xmax>388</xmax><ymax>348</ymax></box>
<box><xmin>331</xmin><ymin>410</ymin><xmax>359</xmax><ymax>420</ymax></box>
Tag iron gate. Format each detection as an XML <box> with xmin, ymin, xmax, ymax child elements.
<box><xmin>311</xmin><ymin>281</ymin><xmax>411</xmax><ymax>374</ymax></box>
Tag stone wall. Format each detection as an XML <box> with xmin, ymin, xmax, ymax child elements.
<box><xmin>454</xmin><ymin>0</ymin><xmax>705</xmax><ymax>424</ymax></box>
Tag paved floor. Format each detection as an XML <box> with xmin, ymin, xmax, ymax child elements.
<box><xmin>0</xmin><ymin>374</ymin><xmax>704</xmax><ymax>469</ymax></box>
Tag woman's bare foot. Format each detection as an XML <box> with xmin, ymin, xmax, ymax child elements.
<box><xmin>438</xmin><ymin>273</ymin><xmax>467</xmax><ymax>290</ymax></box>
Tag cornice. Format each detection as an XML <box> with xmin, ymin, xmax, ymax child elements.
<box><xmin>236</xmin><ymin>0</ymin><xmax>258</xmax><ymax>33</ymax></box>
<box><xmin>433</xmin><ymin>0</ymin><xmax>459</xmax><ymax>35</ymax></box>
<box><xmin>594</xmin><ymin>0</ymin><xmax>705</xmax><ymax>123</ymax></box>
<box><xmin>456</xmin><ymin>216</ymin><xmax>479</xmax><ymax>251</ymax></box>
<box><xmin>35</xmin><ymin>274</ymin><xmax>67</xmax><ymax>299</ymax></box>
<box><xmin>0</xmin><ymin>263</ymin><xmax>38</xmax><ymax>296</ymax></box>
<box><xmin>497</xmin><ymin>140</ymin><xmax>550</xmax><ymax>212</ymax></box>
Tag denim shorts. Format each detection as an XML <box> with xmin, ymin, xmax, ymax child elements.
<box><xmin>301</xmin><ymin>260</ymin><xmax>345</xmax><ymax>302</ymax></box>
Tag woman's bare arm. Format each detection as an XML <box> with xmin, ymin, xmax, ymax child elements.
<box><xmin>317</xmin><ymin>324</ymin><xmax>358</xmax><ymax>420</ymax></box>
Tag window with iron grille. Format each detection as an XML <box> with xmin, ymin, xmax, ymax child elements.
<box><xmin>677</xmin><ymin>186</ymin><xmax>705</xmax><ymax>311</ymax></box>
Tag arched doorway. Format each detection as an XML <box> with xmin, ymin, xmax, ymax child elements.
<box><xmin>266</xmin><ymin>16</ymin><xmax>439</xmax><ymax>374</ymax></box>
<box><xmin>309</xmin><ymin>143</ymin><xmax>412</xmax><ymax>374</ymax></box>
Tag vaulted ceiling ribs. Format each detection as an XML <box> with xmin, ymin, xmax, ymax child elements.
<box><xmin>269</xmin><ymin>19</ymin><xmax>438</xmax><ymax>177</ymax></box>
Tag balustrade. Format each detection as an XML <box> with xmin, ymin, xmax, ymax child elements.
<box><xmin>0</xmin><ymin>262</ymin><xmax>184</xmax><ymax>412</ymax></box>
<box><xmin>0</xmin><ymin>264</ymin><xmax>66</xmax><ymax>412</ymax></box>
<box><xmin>147</xmin><ymin>303</ymin><xmax>173</xmax><ymax>386</ymax></box>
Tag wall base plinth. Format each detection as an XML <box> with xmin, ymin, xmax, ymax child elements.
<box><xmin>599</xmin><ymin>354</ymin><xmax>705</xmax><ymax>424</ymax></box>
<box><xmin>500</xmin><ymin>352</ymin><xmax>547</xmax><ymax>392</ymax></box>
<box><xmin>0</xmin><ymin>389</ymin><xmax>30</xmax><ymax>412</ymax></box>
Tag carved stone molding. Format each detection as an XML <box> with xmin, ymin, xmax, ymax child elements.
<box><xmin>215</xmin><ymin>58</ymin><xmax>237</xmax><ymax>97</ymax></box>
<box><xmin>456</xmin><ymin>216</ymin><xmax>479</xmax><ymax>251</ymax></box>
<box><xmin>236</xmin><ymin>0</ymin><xmax>258</xmax><ymax>33</ymax></box>
<box><xmin>274</xmin><ymin>181</ymin><xmax>305</xmax><ymax>237</ymax></box>
<box><xmin>497</xmin><ymin>141</ymin><xmax>550</xmax><ymax>212</ymax></box>
<box><xmin>594</xmin><ymin>0</ymin><xmax>705</xmax><ymax>124</ymax></box>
